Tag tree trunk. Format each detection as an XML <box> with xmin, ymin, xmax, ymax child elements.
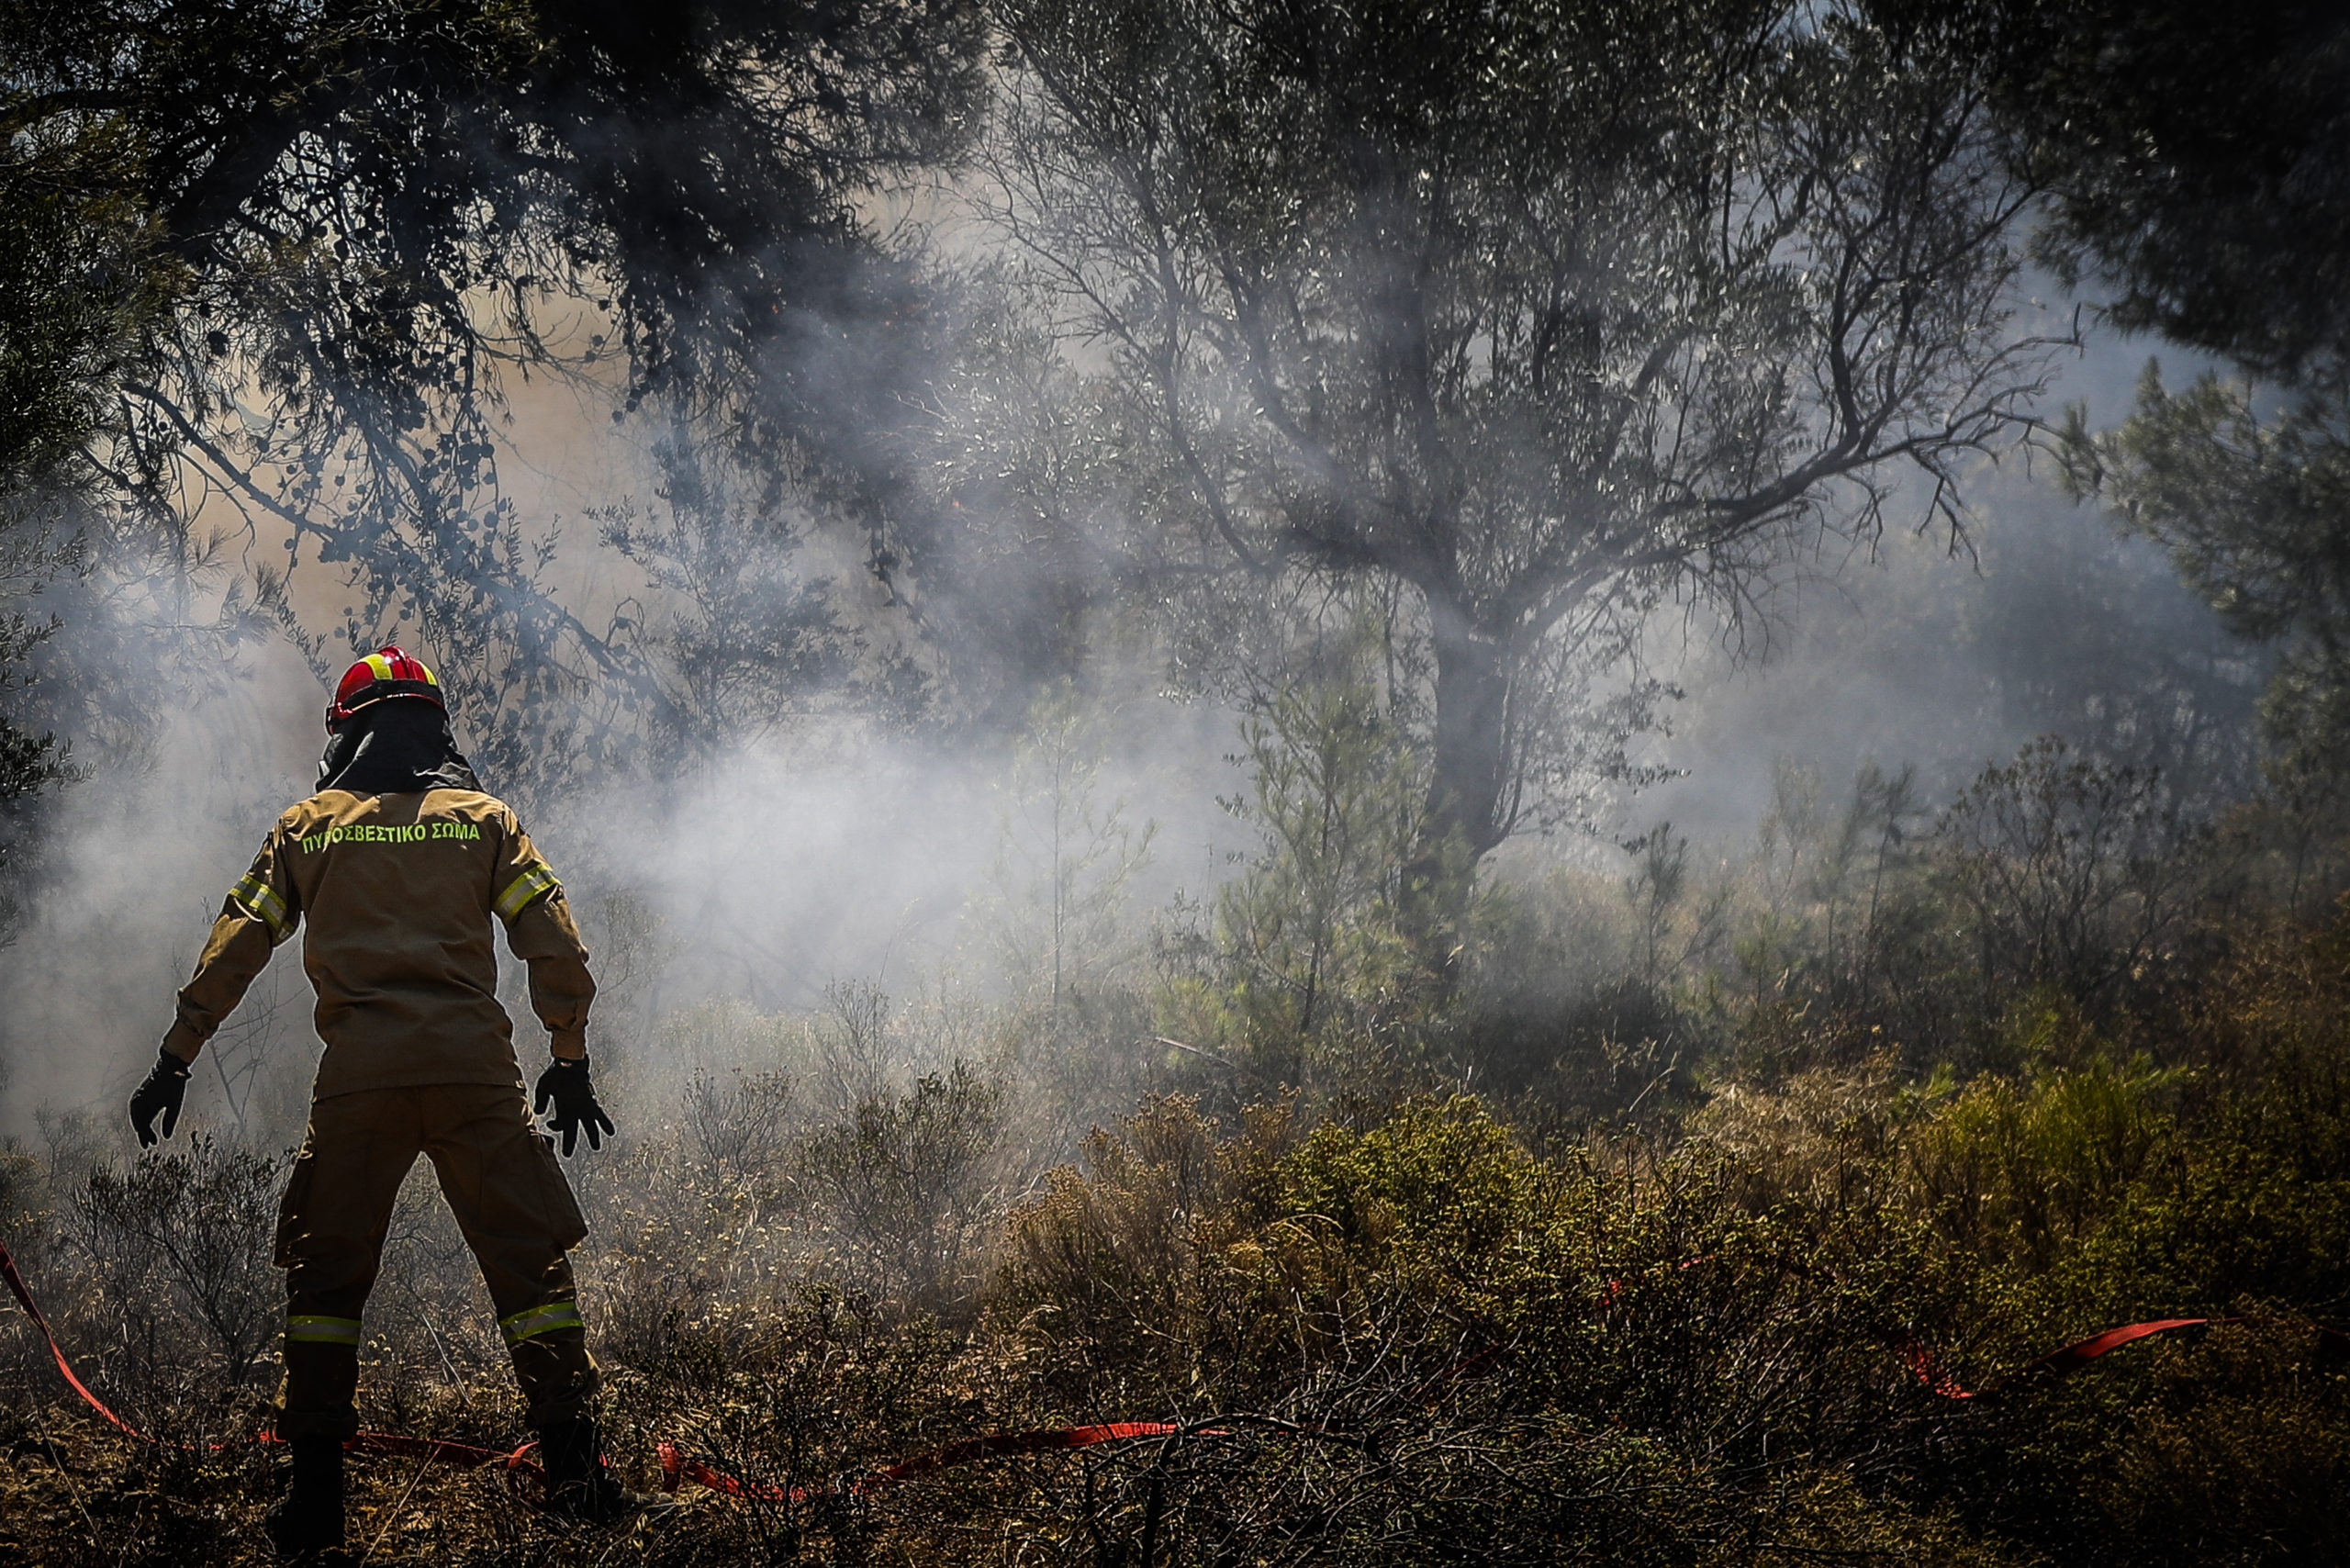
<box><xmin>1400</xmin><ymin>622</ymin><xmax>1512</xmax><ymax>984</ymax></box>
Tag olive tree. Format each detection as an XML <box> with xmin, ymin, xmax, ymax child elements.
<box><xmin>978</xmin><ymin>0</ymin><xmax>2061</xmax><ymax>964</ymax></box>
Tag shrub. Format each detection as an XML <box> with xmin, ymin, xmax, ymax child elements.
<box><xmin>800</xmin><ymin>1060</ymin><xmax>1006</xmax><ymax>1316</ymax></box>
<box><xmin>71</xmin><ymin>1137</ymin><xmax>284</xmax><ymax>1392</ymax></box>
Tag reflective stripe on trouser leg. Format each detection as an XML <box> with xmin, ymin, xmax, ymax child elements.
<box><xmin>502</xmin><ymin>1299</ymin><xmax>599</xmax><ymax>1430</ymax></box>
<box><xmin>278</xmin><ymin>1318</ymin><xmax>364</xmax><ymax>1440</ymax></box>
<box><xmin>500</xmin><ymin>1300</ymin><xmax>584</xmax><ymax>1345</ymax></box>
<box><xmin>286</xmin><ymin>1315</ymin><xmax>363</xmax><ymax>1345</ymax></box>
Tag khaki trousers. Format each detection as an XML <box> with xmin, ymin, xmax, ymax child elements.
<box><xmin>273</xmin><ymin>1083</ymin><xmax>599</xmax><ymax>1438</ymax></box>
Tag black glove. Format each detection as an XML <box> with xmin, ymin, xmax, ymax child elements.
<box><xmin>129</xmin><ymin>1047</ymin><xmax>193</xmax><ymax>1148</ymax></box>
<box><xmin>533</xmin><ymin>1055</ymin><xmax>614</xmax><ymax>1157</ymax></box>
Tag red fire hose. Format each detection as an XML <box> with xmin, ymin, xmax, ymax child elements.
<box><xmin>5</xmin><ymin>1234</ymin><xmax>2342</xmax><ymax>1502</ymax></box>
<box><xmin>0</xmin><ymin>1235</ymin><xmax>1184</xmax><ymax>1495</ymax></box>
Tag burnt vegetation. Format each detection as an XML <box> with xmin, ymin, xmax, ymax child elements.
<box><xmin>5</xmin><ymin>2</ymin><xmax>2350</xmax><ymax>1565</ymax></box>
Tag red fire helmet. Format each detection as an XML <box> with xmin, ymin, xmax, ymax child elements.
<box><xmin>326</xmin><ymin>644</ymin><xmax>446</xmax><ymax>726</ymax></box>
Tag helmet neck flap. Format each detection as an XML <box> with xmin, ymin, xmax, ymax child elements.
<box><xmin>318</xmin><ymin>700</ymin><xmax>481</xmax><ymax>796</ymax></box>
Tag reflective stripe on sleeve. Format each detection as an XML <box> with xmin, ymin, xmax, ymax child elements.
<box><xmin>230</xmin><ymin>875</ymin><xmax>294</xmax><ymax>941</ymax></box>
<box><xmin>499</xmin><ymin>1300</ymin><xmax>585</xmax><ymax>1345</ymax></box>
<box><xmin>285</xmin><ymin>1315</ymin><xmax>362</xmax><ymax>1346</ymax></box>
<box><xmin>494</xmin><ymin>863</ymin><xmax>560</xmax><ymax>921</ymax></box>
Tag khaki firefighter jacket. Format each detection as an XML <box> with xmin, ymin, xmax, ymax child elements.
<box><xmin>162</xmin><ymin>789</ymin><xmax>595</xmax><ymax>1098</ymax></box>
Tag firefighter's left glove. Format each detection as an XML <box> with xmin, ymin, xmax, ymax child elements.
<box><xmin>129</xmin><ymin>1047</ymin><xmax>192</xmax><ymax>1148</ymax></box>
<box><xmin>534</xmin><ymin>1056</ymin><xmax>614</xmax><ymax>1157</ymax></box>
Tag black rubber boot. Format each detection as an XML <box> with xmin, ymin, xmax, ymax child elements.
<box><xmin>265</xmin><ymin>1435</ymin><xmax>347</xmax><ymax>1563</ymax></box>
<box><xmin>539</xmin><ymin>1416</ymin><xmax>660</xmax><ymax>1522</ymax></box>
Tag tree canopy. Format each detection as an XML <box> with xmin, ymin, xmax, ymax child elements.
<box><xmin>1</xmin><ymin>0</ymin><xmax>985</xmax><ymax>801</ymax></box>
<box><xmin>1994</xmin><ymin>0</ymin><xmax>2350</xmax><ymax>383</ymax></box>
<box><xmin>979</xmin><ymin>0</ymin><xmax>2058</xmax><ymax>958</ymax></box>
<box><xmin>2009</xmin><ymin>0</ymin><xmax>2350</xmax><ymax>784</ymax></box>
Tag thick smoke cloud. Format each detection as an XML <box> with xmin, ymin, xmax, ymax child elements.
<box><xmin>1632</xmin><ymin>331</ymin><xmax>2256</xmax><ymax>844</ymax></box>
<box><xmin>0</xmin><ymin>640</ymin><xmax>322</xmax><ymax>1132</ymax></box>
<box><xmin>0</xmin><ymin>286</ymin><xmax>2255</xmax><ymax>1147</ymax></box>
<box><xmin>0</xmin><ymin>640</ymin><xmax>1246</xmax><ymax>1144</ymax></box>
<box><xmin>1635</xmin><ymin>474</ymin><xmax>2261</xmax><ymax>845</ymax></box>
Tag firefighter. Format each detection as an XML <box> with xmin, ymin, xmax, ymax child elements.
<box><xmin>126</xmin><ymin>645</ymin><xmax>647</xmax><ymax>1560</ymax></box>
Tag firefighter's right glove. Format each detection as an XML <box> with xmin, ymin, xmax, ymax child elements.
<box><xmin>129</xmin><ymin>1047</ymin><xmax>192</xmax><ymax>1148</ymax></box>
<box><xmin>534</xmin><ymin>1056</ymin><xmax>614</xmax><ymax>1157</ymax></box>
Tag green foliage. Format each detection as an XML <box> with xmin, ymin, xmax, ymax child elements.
<box><xmin>1157</xmin><ymin>644</ymin><xmax>1431</xmax><ymax>1084</ymax></box>
<box><xmin>1273</xmin><ymin>1098</ymin><xmax>1551</xmax><ymax>1316</ymax></box>
<box><xmin>985</xmin><ymin>679</ymin><xmax>1158</xmax><ymax>1012</ymax></box>
<box><xmin>6</xmin><ymin>9</ymin><xmax>2350</xmax><ymax>1564</ymax></box>
<box><xmin>8</xmin><ymin>902</ymin><xmax>2350</xmax><ymax>1562</ymax></box>
<box><xmin>2065</xmin><ymin>367</ymin><xmax>2350</xmax><ymax>788</ymax></box>
<box><xmin>1991</xmin><ymin>0</ymin><xmax>2350</xmax><ymax>384</ymax></box>
<box><xmin>1907</xmin><ymin>1050</ymin><xmax>2184</xmax><ymax>1268</ymax></box>
<box><xmin>799</xmin><ymin>1062</ymin><xmax>1006</xmax><ymax>1317</ymax></box>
